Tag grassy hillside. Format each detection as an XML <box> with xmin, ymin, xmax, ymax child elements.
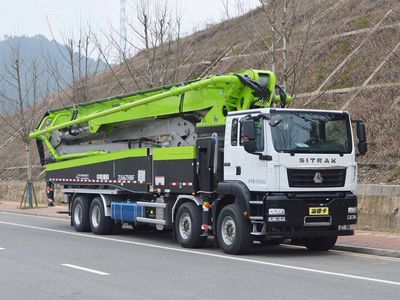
<box><xmin>1</xmin><ymin>0</ymin><xmax>399</xmax><ymax>184</ymax></box>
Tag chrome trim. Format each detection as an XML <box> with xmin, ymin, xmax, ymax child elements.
<box><xmin>137</xmin><ymin>201</ymin><xmax>167</xmax><ymax>208</ymax></box>
<box><xmin>62</xmin><ymin>188</ymin><xmax>125</xmax><ymax>194</ymax></box>
<box><xmin>303</xmin><ymin>215</ymin><xmax>332</xmax><ymax>227</ymax></box>
<box><xmin>136</xmin><ymin>217</ymin><xmax>166</xmax><ymax>225</ymax></box>
<box><xmin>287</xmin><ymin>166</ymin><xmax>347</xmax><ymax>170</ymax></box>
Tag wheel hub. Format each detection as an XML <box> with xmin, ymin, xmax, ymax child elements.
<box><xmin>179</xmin><ymin>213</ymin><xmax>192</xmax><ymax>240</ymax></box>
<box><xmin>91</xmin><ymin>205</ymin><xmax>101</xmax><ymax>228</ymax></box>
<box><xmin>221</xmin><ymin>216</ymin><xmax>236</xmax><ymax>246</ymax></box>
<box><xmin>73</xmin><ymin>203</ymin><xmax>82</xmax><ymax>225</ymax></box>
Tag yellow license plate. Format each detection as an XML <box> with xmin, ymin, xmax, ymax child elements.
<box><xmin>309</xmin><ymin>207</ymin><xmax>329</xmax><ymax>215</ymax></box>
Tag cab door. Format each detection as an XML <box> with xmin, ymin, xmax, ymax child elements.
<box><xmin>224</xmin><ymin>115</ymin><xmax>268</xmax><ymax>192</ymax></box>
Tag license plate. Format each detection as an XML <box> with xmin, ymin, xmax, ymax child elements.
<box><xmin>309</xmin><ymin>207</ymin><xmax>329</xmax><ymax>215</ymax></box>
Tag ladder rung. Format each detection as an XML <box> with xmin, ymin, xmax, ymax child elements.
<box><xmin>136</xmin><ymin>217</ymin><xmax>166</xmax><ymax>225</ymax></box>
<box><xmin>137</xmin><ymin>202</ymin><xmax>167</xmax><ymax>208</ymax></box>
<box><xmin>249</xmin><ymin>201</ymin><xmax>263</xmax><ymax>205</ymax></box>
<box><xmin>250</xmin><ymin>216</ymin><xmax>264</xmax><ymax>221</ymax></box>
<box><xmin>251</xmin><ymin>232</ymin><xmax>265</xmax><ymax>236</ymax></box>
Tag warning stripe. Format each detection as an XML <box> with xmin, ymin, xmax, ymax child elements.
<box><xmin>168</xmin><ymin>182</ymin><xmax>193</xmax><ymax>187</ymax></box>
<box><xmin>201</xmin><ymin>225</ymin><xmax>212</xmax><ymax>230</ymax></box>
<box><xmin>49</xmin><ymin>178</ymin><xmax>187</xmax><ymax>187</ymax></box>
<box><xmin>48</xmin><ymin>178</ymin><xmax>146</xmax><ymax>184</ymax></box>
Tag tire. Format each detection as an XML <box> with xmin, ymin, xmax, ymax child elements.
<box><xmin>89</xmin><ymin>197</ymin><xmax>113</xmax><ymax>235</ymax></box>
<box><xmin>217</xmin><ymin>204</ymin><xmax>251</xmax><ymax>255</ymax></box>
<box><xmin>305</xmin><ymin>236</ymin><xmax>338</xmax><ymax>251</ymax></box>
<box><xmin>110</xmin><ymin>222</ymin><xmax>123</xmax><ymax>235</ymax></box>
<box><xmin>71</xmin><ymin>196</ymin><xmax>90</xmax><ymax>232</ymax></box>
<box><xmin>175</xmin><ymin>202</ymin><xmax>207</xmax><ymax>248</ymax></box>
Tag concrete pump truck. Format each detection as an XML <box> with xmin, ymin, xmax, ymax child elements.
<box><xmin>29</xmin><ymin>69</ymin><xmax>367</xmax><ymax>254</ymax></box>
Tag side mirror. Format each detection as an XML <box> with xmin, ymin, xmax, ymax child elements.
<box><xmin>357</xmin><ymin>122</ymin><xmax>366</xmax><ymax>142</ymax></box>
<box><xmin>241</xmin><ymin>119</ymin><xmax>257</xmax><ymax>153</ymax></box>
<box><xmin>358</xmin><ymin>142</ymin><xmax>367</xmax><ymax>155</ymax></box>
<box><xmin>356</xmin><ymin>121</ymin><xmax>367</xmax><ymax>155</ymax></box>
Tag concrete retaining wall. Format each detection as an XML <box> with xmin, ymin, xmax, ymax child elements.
<box><xmin>356</xmin><ymin>184</ymin><xmax>400</xmax><ymax>232</ymax></box>
<box><xmin>0</xmin><ymin>181</ymin><xmax>62</xmax><ymax>205</ymax></box>
<box><xmin>0</xmin><ymin>181</ymin><xmax>399</xmax><ymax>232</ymax></box>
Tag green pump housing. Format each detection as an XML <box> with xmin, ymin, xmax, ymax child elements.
<box><xmin>30</xmin><ymin>69</ymin><xmax>291</xmax><ymax>163</ymax></box>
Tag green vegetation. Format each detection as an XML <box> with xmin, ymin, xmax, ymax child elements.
<box><xmin>312</xmin><ymin>101</ymin><xmax>335</xmax><ymax>110</ymax></box>
<box><xmin>347</xmin><ymin>15</ymin><xmax>371</xmax><ymax>31</ymax></box>
<box><xmin>325</xmin><ymin>40</ymin><xmax>352</xmax><ymax>68</ymax></box>
<box><xmin>315</xmin><ymin>65</ymin><xmax>328</xmax><ymax>83</ymax></box>
<box><xmin>335</xmin><ymin>40</ymin><xmax>351</xmax><ymax>56</ymax></box>
<box><xmin>331</xmin><ymin>55</ymin><xmax>364</xmax><ymax>89</ymax></box>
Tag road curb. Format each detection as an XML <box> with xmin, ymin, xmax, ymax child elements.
<box><xmin>333</xmin><ymin>244</ymin><xmax>400</xmax><ymax>258</ymax></box>
<box><xmin>0</xmin><ymin>208</ymin><xmax>69</xmax><ymax>220</ymax></box>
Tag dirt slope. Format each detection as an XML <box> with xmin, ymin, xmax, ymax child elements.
<box><xmin>1</xmin><ymin>0</ymin><xmax>399</xmax><ymax>183</ymax></box>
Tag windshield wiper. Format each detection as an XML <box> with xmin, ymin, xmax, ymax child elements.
<box><xmin>283</xmin><ymin>148</ymin><xmax>312</xmax><ymax>154</ymax></box>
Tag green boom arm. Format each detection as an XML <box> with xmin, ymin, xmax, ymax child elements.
<box><xmin>30</xmin><ymin>69</ymin><xmax>291</xmax><ymax>162</ymax></box>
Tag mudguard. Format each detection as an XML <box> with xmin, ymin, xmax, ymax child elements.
<box><xmin>217</xmin><ymin>180</ymin><xmax>251</xmax><ymax>218</ymax></box>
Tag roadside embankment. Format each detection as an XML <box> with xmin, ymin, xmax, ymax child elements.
<box><xmin>0</xmin><ymin>180</ymin><xmax>62</xmax><ymax>205</ymax></box>
<box><xmin>356</xmin><ymin>184</ymin><xmax>400</xmax><ymax>232</ymax></box>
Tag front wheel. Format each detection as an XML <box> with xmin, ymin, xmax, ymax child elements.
<box><xmin>305</xmin><ymin>236</ymin><xmax>338</xmax><ymax>251</ymax></box>
<box><xmin>217</xmin><ymin>204</ymin><xmax>251</xmax><ymax>255</ymax></box>
<box><xmin>175</xmin><ymin>202</ymin><xmax>207</xmax><ymax>248</ymax></box>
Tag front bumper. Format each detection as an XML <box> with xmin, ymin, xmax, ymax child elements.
<box><xmin>262</xmin><ymin>191</ymin><xmax>357</xmax><ymax>237</ymax></box>
<box><xmin>264</xmin><ymin>228</ymin><xmax>353</xmax><ymax>239</ymax></box>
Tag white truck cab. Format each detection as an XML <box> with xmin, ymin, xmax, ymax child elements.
<box><xmin>217</xmin><ymin>108</ymin><xmax>366</xmax><ymax>250</ymax></box>
<box><xmin>224</xmin><ymin>108</ymin><xmax>360</xmax><ymax>193</ymax></box>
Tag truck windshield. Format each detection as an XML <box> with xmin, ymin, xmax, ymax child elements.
<box><xmin>270</xmin><ymin>111</ymin><xmax>352</xmax><ymax>154</ymax></box>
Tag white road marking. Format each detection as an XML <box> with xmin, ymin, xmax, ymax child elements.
<box><xmin>0</xmin><ymin>247</ymin><xmax>4</xmax><ymax>250</ymax></box>
<box><xmin>331</xmin><ymin>249</ymin><xmax>400</xmax><ymax>262</ymax></box>
<box><xmin>0</xmin><ymin>211</ymin><xmax>68</xmax><ymax>221</ymax></box>
<box><xmin>1</xmin><ymin>220</ymin><xmax>400</xmax><ymax>287</ymax></box>
<box><xmin>61</xmin><ymin>264</ymin><xmax>109</xmax><ymax>276</ymax></box>
<box><xmin>282</xmin><ymin>244</ymin><xmax>400</xmax><ymax>262</ymax></box>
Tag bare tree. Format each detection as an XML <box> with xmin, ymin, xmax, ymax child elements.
<box><xmin>221</xmin><ymin>0</ymin><xmax>231</xmax><ymax>21</ymax></box>
<box><xmin>123</xmin><ymin>0</ymin><xmax>189</xmax><ymax>87</ymax></box>
<box><xmin>102</xmin><ymin>26</ymin><xmax>142</xmax><ymax>90</ymax></box>
<box><xmin>46</xmin><ymin>21</ymin><xmax>104</xmax><ymax>105</ymax></box>
<box><xmin>258</xmin><ymin>0</ymin><xmax>311</xmax><ymax>98</ymax></box>
<box><xmin>0</xmin><ymin>42</ymin><xmax>49</xmax><ymax>207</ymax></box>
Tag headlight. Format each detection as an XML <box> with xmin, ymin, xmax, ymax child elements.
<box><xmin>268</xmin><ymin>208</ymin><xmax>285</xmax><ymax>215</ymax></box>
<box><xmin>348</xmin><ymin>207</ymin><xmax>357</xmax><ymax>214</ymax></box>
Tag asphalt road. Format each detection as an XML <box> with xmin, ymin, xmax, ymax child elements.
<box><xmin>1</xmin><ymin>212</ymin><xmax>400</xmax><ymax>300</ymax></box>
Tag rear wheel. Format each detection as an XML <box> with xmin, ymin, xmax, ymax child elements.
<box><xmin>217</xmin><ymin>204</ymin><xmax>251</xmax><ymax>255</ymax></box>
<box><xmin>89</xmin><ymin>197</ymin><xmax>113</xmax><ymax>235</ymax></box>
<box><xmin>71</xmin><ymin>196</ymin><xmax>90</xmax><ymax>232</ymax></box>
<box><xmin>175</xmin><ymin>202</ymin><xmax>207</xmax><ymax>248</ymax></box>
<box><xmin>305</xmin><ymin>236</ymin><xmax>337</xmax><ymax>251</ymax></box>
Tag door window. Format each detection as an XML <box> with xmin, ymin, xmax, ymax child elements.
<box><xmin>231</xmin><ymin>118</ymin><xmax>239</xmax><ymax>146</ymax></box>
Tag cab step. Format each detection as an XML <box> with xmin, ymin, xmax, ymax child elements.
<box><xmin>249</xmin><ymin>201</ymin><xmax>263</xmax><ymax>205</ymax></box>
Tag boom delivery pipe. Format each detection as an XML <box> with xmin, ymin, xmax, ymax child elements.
<box><xmin>30</xmin><ymin>69</ymin><xmax>291</xmax><ymax>162</ymax></box>
<box><xmin>30</xmin><ymin>75</ymin><xmax>240</xmax><ymax>139</ymax></box>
